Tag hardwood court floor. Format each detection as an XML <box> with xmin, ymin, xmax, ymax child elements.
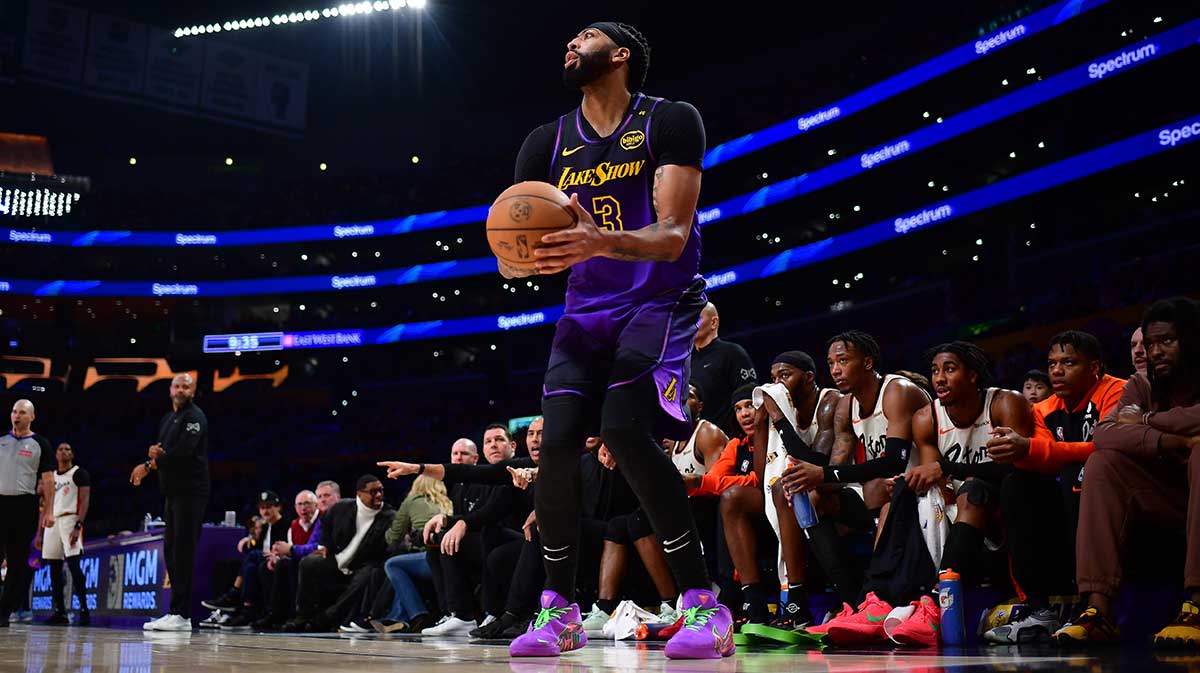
<box><xmin>3</xmin><ymin>623</ymin><xmax>1196</xmax><ymax>673</ymax></box>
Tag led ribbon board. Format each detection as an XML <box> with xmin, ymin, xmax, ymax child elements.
<box><xmin>2</xmin><ymin>0</ymin><xmax>1107</xmax><ymax>249</ymax></box>
<box><xmin>198</xmin><ymin>112</ymin><xmax>1200</xmax><ymax>350</ymax></box>
<box><xmin>5</xmin><ymin>22</ymin><xmax>1193</xmax><ymax>298</ymax></box>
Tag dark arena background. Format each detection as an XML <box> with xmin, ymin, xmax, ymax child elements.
<box><xmin>1</xmin><ymin>0</ymin><xmax>1198</xmax><ymax>671</ymax></box>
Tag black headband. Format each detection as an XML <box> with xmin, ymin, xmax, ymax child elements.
<box><xmin>773</xmin><ymin>351</ymin><xmax>816</xmax><ymax>373</ymax></box>
<box><xmin>587</xmin><ymin>21</ymin><xmax>636</xmax><ymax>51</ymax></box>
<box><xmin>732</xmin><ymin>383</ymin><xmax>756</xmax><ymax>405</ymax></box>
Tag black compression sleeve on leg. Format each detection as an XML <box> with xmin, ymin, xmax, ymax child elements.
<box><xmin>67</xmin><ymin>557</ymin><xmax>88</xmax><ymax>612</ymax></box>
<box><xmin>601</xmin><ymin>382</ymin><xmax>711</xmax><ymax>592</ymax></box>
<box><xmin>48</xmin><ymin>560</ymin><xmax>65</xmax><ymax>613</ymax></box>
<box><xmin>535</xmin><ymin>395</ymin><xmax>590</xmax><ymax>601</ymax></box>
<box><xmin>940</xmin><ymin>521</ymin><xmax>983</xmax><ymax>578</ymax></box>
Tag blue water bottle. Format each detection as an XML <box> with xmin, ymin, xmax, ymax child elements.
<box><xmin>791</xmin><ymin>490</ymin><xmax>818</xmax><ymax>529</ymax></box>
<box><xmin>938</xmin><ymin>569</ymin><xmax>964</xmax><ymax>645</ymax></box>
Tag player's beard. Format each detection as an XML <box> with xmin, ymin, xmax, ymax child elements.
<box><xmin>563</xmin><ymin>48</ymin><xmax>612</xmax><ymax>89</ymax></box>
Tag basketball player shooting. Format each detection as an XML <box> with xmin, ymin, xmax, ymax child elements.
<box><xmin>502</xmin><ymin>22</ymin><xmax>734</xmax><ymax>659</ymax></box>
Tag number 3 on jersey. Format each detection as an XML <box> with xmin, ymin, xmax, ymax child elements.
<box><xmin>591</xmin><ymin>195</ymin><xmax>624</xmax><ymax>231</ymax></box>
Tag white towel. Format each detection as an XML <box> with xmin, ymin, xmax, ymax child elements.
<box><xmin>918</xmin><ymin>488</ymin><xmax>951</xmax><ymax>569</ymax></box>
<box><xmin>753</xmin><ymin>382</ymin><xmax>798</xmax><ymax>588</ymax></box>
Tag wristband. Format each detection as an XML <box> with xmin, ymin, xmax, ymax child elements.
<box><xmin>74</xmin><ymin>521</ymin><xmax>83</xmax><ymax>530</ymax></box>
<box><xmin>417</xmin><ymin>464</ymin><xmax>426</xmax><ymax>475</ymax></box>
<box><xmin>144</xmin><ymin>460</ymin><xmax>153</xmax><ymax>471</ymax></box>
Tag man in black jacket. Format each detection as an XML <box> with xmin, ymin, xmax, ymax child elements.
<box><xmin>130</xmin><ymin>373</ymin><xmax>209</xmax><ymax>632</ymax></box>
<box><xmin>289</xmin><ymin>474</ymin><xmax>394</xmax><ymax>631</ymax></box>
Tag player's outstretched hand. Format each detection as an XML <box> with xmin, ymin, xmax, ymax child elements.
<box><xmin>536</xmin><ymin>194</ymin><xmax>604</xmax><ymax>275</ymax></box>
<box><xmin>377</xmin><ymin>461</ymin><xmax>419</xmax><ymax>479</ymax></box>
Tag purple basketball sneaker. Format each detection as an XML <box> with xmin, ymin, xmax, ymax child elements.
<box><xmin>509</xmin><ymin>590</ymin><xmax>588</xmax><ymax>657</ymax></box>
<box><xmin>664</xmin><ymin>589</ymin><xmax>735</xmax><ymax>659</ymax></box>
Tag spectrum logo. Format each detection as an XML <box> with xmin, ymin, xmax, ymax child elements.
<box><xmin>1088</xmin><ymin>43</ymin><xmax>1158</xmax><ymax>79</ymax></box>
<box><xmin>497</xmin><ymin>312</ymin><xmax>545</xmax><ymax>330</ymax></box>
<box><xmin>975</xmin><ymin>24</ymin><xmax>1026</xmax><ymax>54</ymax></box>
<box><xmin>704</xmin><ymin>271</ymin><xmax>738</xmax><ymax>289</ymax></box>
<box><xmin>1159</xmin><ymin>121</ymin><xmax>1200</xmax><ymax>147</ymax></box>
<box><xmin>797</xmin><ymin>107</ymin><xmax>841</xmax><ymax>132</ymax></box>
<box><xmin>175</xmin><ymin>233</ymin><xmax>218</xmax><ymax>245</ymax></box>
<box><xmin>894</xmin><ymin>204</ymin><xmax>953</xmax><ymax>234</ymax></box>
<box><xmin>8</xmin><ymin>230</ymin><xmax>52</xmax><ymax>243</ymax></box>
<box><xmin>334</xmin><ymin>224</ymin><xmax>375</xmax><ymax>238</ymax></box>
<box><xmin>861</xmin><ymin>140</ymin><xmax>912</xmax><ymax>169</ymax></box>
<box><xmin>331</xmin><ymin>274</ymin><xmax>377</xmax><ymax>289</ymax></box>
<box><xmin>697</xmin><ymin>207</ymin><xmax>722</xmax><ymax>224</ymax></box>
<box><xmin>152</xmin><ymin>283</ymin><xmax>199</xmax><ymax>296</ymax></box>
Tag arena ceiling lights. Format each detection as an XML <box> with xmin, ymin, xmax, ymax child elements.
<box><xmin>173</xmin><ymin>0</ymin><xmax>427</xmax><ymax>38</ymax></box>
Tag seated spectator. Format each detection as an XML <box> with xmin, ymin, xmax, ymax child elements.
<box><xmin>286</xmin><ymin>475</ymin><xmax>394</xmax><ymax>632</ymax></box>
<box><xmin>223</xmin><ymin>492</ymin><xmax>290</xmax><ymax>629</ymax></box>
<box><xmin>203</xmin><ymin>491</ymin><xmax>289</xmax><ymax>628</ymax></box>
<box><xmin>1056</xmin><ymin>297</ymin><xmax>1200</xmax><ymax>647</ymax></box>
<box><xmin>368</xmin><ymin>475</ymin><xmax>453</xmax><ymax>634</ymax></box>
<box><xmin>265</xmin><ymin>481</ymin><xmax>341</xmax><ymax>631</ymax></box>
<box><xmin>1022</xmin><ymin>369</ymin><xmax>1052</xmax><ymax>405</ymax></box>
<box><xmin>235</xmin><ymin>489</ymin><xmax>318</xmax><ymax>630</ymax></box>
<box><xmin>1130</xmin><ymin>326</ymin><xmax>1148</xmax><ymax>376</ymax></box>
<box><xmin>983</xmin><ymin>331</ymin><xmax>1124</xmax><ymax>644</ymax></box>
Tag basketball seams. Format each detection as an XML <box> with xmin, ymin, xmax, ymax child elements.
<box><xmin>487</xmin><ymin>183</ymin><xmax>579</xmax><ymax>268</ymax></box>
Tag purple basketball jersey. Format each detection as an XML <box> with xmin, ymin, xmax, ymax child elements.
<box><xmin>548</xmin><ymin>94</ymin><xmax>702</xmax><ymax>312</ymax></box>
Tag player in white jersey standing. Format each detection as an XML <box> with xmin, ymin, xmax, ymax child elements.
<box><xmin>41</xmin><ymin>442</ymin><xmax>91</xmax><ymax>626</ymax></box>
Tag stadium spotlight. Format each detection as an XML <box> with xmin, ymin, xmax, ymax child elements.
<box><xmin>411</xmin><ymin>155</ymin><xmax>420</xmax><ymax>164</ymax></box>
<box><xmin>225</xmin><ymin>157</ymin><xmax>234</xmax><ymax>166</ymax></box>
<box><xmin>410</xmin><ymin>0</ymin><xmax>426</xmax><ymax>8</ymax></box>
<box><xmin>319</xmin><ymin>162</ymin><xmax>328</xmax><ymax>171</ymax></box>
<box><xmin>129</xmin><ymin>157</ymin><xmax>137</xmax><ymax>165</ymax></box>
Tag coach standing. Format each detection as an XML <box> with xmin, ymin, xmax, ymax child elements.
<box><xmin>130</xmin><ymin>373</ymin><xmax>209</xmax><ymax>632</ymax></box>
<box><xmin>0</xmin><ymin>399</ymin><xmax>55</xmax><ymax>627</ymax></box>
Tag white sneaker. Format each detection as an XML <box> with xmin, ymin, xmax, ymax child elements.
<box><xmin>657</xmin><ymin>601</ymin><xmax>680</xmax><ymax>624</ymax></box>
<box><xmin>420</xmin><ymin>615</ymin><xmax>476</xmax><ymax>637</ymax></box>
<box><xmin>143</xmin><ymin>614</ymin><xmax>172</xmax><ymax>631</ymax></box>
<box><xmin>581</xmin><ymin>604</ymin><xmax>611</xmax><ymax>638</ymax></box>
<box><xmin>154</xmin><ymin>615</ymin><xmax>193</xmax><ymax>632</ymax></box>
<box><xmin>478</xmin><ymin>614</ymin><xmax>497</xmax><ymax>628</ymax></box>
<box><xmin>984</xmin><ymin>607</ymin><xmax>1062</xmax><ymax>644</ymax></box>
<box><xmin>339</xmin><ymin>621</ymin><xmax>372</xmax><ymax>634</ymax></box>
<box><xmin>197</xmin><ymin>610</ymin><xmax>229</xmax><ymax>630</ymax></box>
<box><xmin>603</xmin><ymin>600</ymin><xmax>660</xmax><ymax>641</ymax></box>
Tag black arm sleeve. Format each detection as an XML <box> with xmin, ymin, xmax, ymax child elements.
<box><xmin>515</xmin><ymin>123</ymin><xmax>557</xmax><ymax>183</ymax></box>
<box><xmin>774</xmin><ymin>419</ymin><xmax>828</xmax><ymax>466</ymax></box>
<box><xmin>72</xmin><ymin>467</ymin><xmax>91</xmax><ymax>488</ymax></box>
<box><xmin>940</xmin><ymin>459</ymin><xmax>1013</xmax><ymax>483</ymax></box>
<box><xmin>823</xmin><ymin>437</ymin><xmax>909</xmax><ymax>483</ymax></box>
<box><xmin>651</xmin><ymin>101</ymin><xmax>705</xmax><ymax>167</ymax></box>
<box><xmin>441</xmin><ymin>457</ymin><xmax>536</xmax><ymax>485</ymax></box>
<box><xmin>35</xmin><ymin>435</ymin><xmax>55</xmax><ymax>475</ymax></box>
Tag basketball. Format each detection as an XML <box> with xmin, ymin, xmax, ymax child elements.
<box><xmin>486</xmin><ymin>181</ymin><xmax>578</xmax><ymax>273</ymax></box>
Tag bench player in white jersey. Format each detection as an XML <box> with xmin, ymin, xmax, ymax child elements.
<box><xmin>882</xmin><ymin>341</ymin><xmax>1034</xmax><ymax>644</ymax></box>
<box><xmin>752</xmin><ymin>351</ymin><xmax>841</xmax><ymax>627</ymax></box>
<box><xmin>668</xmin><ymin>384</ymin><xmax>726</xmax><ymax>478</ymax></box>
<box><xmin>41</xmin><ymin>442</ymin><xmax>91</xmax><ymax>626</ymax></box>
<box><xmin>779</xmin><ymin>331</ymin><xmax>930</xmax><ymax>635</ymax></box>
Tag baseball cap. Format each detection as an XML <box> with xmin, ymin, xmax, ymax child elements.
<box><xmin>257</xmin><ymin>490</ymin><xmax>280</xmax><ymax>505</ymax></box>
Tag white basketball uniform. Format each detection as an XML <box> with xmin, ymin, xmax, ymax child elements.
<box><xmin>671</xmin><ymin>420</ymin><xmax>715</xmax><ymax>477</ymax></box>
<box><xmin>43</xmin><ymin>465</ymin><xmax>85</xmax><ymax>560</ymax></box>
<box><xmin>758</xmin><ymin>384</ymin><xmax>837</xmax><ymax>586</ymax></box>
<box><xmin>933</xmin><ymin>387</ymin><xmax>999</xmax><ymax>491</ymax></box>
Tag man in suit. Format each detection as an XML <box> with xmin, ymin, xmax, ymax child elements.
<box><xmin>290</xmin><ymin>475</ymin><xmax>394</xmax><ymax>631</ymax></box>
